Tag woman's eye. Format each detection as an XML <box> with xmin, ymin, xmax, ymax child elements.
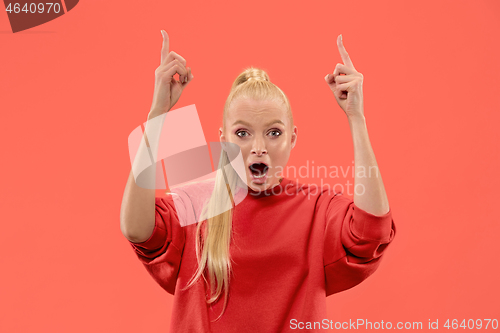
<box><xmin>236</xmin><ymin>131</ymin><xmax>248</xmax><ymax>138</ymax></box>
<box><xmin>236</xmin><ymin>130</ymin><xmax>281</xmax><ymax>138</ymax></box>
<box><xmin>269</xmin><ymin>130</ymin><xmax>282</xmax><ymax>137</ymax></box>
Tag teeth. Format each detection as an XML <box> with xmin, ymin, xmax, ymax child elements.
<box><xmin>249</xmin><ymin>163</ymin><xmax>268</xmax><ymax>179</ymax></box>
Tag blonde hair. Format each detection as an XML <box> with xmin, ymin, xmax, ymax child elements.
<box><xmin>181</xmin><ymin>66</ymin><xmax>293</xmax><ymax>321</ymax></box>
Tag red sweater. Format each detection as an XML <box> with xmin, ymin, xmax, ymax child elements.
<box><xmin>128</xmin><ymin>177</ymin><xmax>396</xmax><ymax>332</ymax></box>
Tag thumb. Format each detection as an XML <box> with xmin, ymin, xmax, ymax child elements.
<box><xmin>325</xmin><ymin>73</ymin><xmax>337</xmax><ymax>85</ymax></box>
<box><xmin>183</xmin><ymin>67</ymin><xmax>194</xmax><ymax>86</ymax></box>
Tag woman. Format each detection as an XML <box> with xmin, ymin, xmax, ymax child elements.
<box><xmin>120</xmin><ymin>30</ymin><xmax>396</xmax><ymax>332</ymax></box>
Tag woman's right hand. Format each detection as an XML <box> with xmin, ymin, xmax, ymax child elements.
<box><xmin>149</xmin><ymin>30</ymin><xmax>194</xmax><ymax>116</ymax></box>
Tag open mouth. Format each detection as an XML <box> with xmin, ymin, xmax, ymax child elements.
<box><xmin>249</xmin><ymin>162</ymin><xmax>269</xmax><ymax>179</ymax></box>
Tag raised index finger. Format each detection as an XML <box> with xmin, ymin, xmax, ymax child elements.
<box><xmin>160</xmin><ymin>30</ymin><xmax>170</xmax><ymax>64</ymax></box>
<box><xmin>337</xmin><ymin>35</ymin><xmax>355</xmax><ymax>69</ymax></box>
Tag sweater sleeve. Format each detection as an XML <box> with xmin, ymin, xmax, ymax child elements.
<box><xmin>323</xmin><ymin>194</ymin><xmax>396</xmax><ymax>296</ymax></box>
<box><xmin>128</xmin><ymin>194</ymin><xmax>187</xmax><ymax>295</ymax></box>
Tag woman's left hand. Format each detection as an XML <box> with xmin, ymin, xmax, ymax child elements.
<box><xmin>325</xmin><ymin>35</ymin><xmax>364</xmax><ymax>119</ymax></box>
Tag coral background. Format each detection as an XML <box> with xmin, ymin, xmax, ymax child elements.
<box><xmin>1</xmin><ymin>0</ymin><xmax>499</xmax><ymax>331</ymax></box>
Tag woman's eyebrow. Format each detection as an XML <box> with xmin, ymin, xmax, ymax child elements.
<box><xmin>232</xmin><ymin>119</ymin><xmax>285</xmax><ymax>127</ymax></box>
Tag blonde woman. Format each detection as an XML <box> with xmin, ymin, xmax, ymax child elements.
<box><xmin>120</xmin><ymin>30</ymin><xmax>397</xmax><ymax>332</ymax></box>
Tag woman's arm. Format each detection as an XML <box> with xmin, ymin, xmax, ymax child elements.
<box><xmin>325</xmin><ymin>34</ymin><xmax>390</xmax><ymax>216</ymax></box>
<box><xmin>348</xmin><ymin>115</ymin><xmax>390</xmax><ymax>216</ymax></box>
<box><xmin>120</xmin><ymin>122</ymin><xmax>158</xmax><ymax>243</ymax></box>
<box><xmin>120</xmin><ymin>30</ymin><xmax>193</xmax><ymax>242</ymax></box>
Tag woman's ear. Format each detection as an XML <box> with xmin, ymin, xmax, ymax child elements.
<box><xmin>219</xmin><ymin>127</ymin><xmax>225</xmax><ymax>142</ymax></box>
<box><xmin>291</xmin><ymin>126</ymin><xmax>298</xmax><ymax>149</ymax></box>
<box><xmin>219</xmin><ymin>127</ymin><xmax>227</xmax><ymax>150</ymax></box>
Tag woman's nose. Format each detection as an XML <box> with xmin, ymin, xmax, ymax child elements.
<box><xmin>251</xmin><ymin>148</ymin><xmax>267</xmax><ymax>156</ymax></box>
<box><xmin>251</xmin><ymin>140</ymin><xmax>267</xmax><ymax>156</ymax></box>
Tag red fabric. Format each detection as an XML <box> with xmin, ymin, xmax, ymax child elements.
<box><xmin>128</xmin><ymin>177</ymin><xmax>397</xmax><ymax>332</ymax></box>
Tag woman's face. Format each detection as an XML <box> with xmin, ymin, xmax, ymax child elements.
<box><xmin>220</xmin><ymin>98</ymin><xmax>298</xmax><ymax>192</ymax></box>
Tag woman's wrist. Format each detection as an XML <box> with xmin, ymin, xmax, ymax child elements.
<box><xmin>148</xmin><ymin>107</ymin><xmax>170</xmax><ymax>121</ymax></box>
